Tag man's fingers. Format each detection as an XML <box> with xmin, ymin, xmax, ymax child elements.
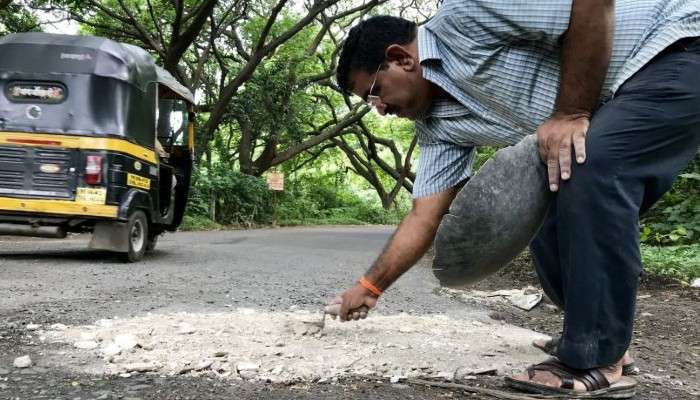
<box><xmin>536</xmin><ymin>131</ymin><xmax>548</xmax><ymax>162</ymax></box>
<box><xmin>547</xmin><ymin>152</ymin><xmax>560</xmax><ymax>192</ymax></box>
<box><xmin>339</xmin><ymin>299</ymin><xmax>350</xmax><ymax>322</ymax></box>
<box><xmin>573</xmin><ymin>129</ymin><xmax>587</xmax><ymax>164</ymax></box>
<box><xmin>558</xmin><ymin>136</ymin><xmax>572</xmax><ymax>181</ymax></box>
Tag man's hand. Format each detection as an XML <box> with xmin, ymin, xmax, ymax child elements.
<box><xmin>536</xmin><ymin>112</ymin><xmax>589</xmax><ymax>191</ymax></box>
<box><xmin>328</xmin><ymin>284</ymin><xmax>378</xmax><ymax>322</ymax></box>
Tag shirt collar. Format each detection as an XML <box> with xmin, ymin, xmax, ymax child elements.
<box><xmin>417</xmin><ymin>26</ymin><xmax>472</xmax><ymax>119</ymax></box>
<box><xmin>417</xmin><ymin>26</ymin><xmax>442</xmax><ymax>63</ymax></box>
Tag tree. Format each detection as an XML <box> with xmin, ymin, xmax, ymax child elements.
<box><xmin>0</xmin><ymin>1</ymin><xmax>45</xmax><ymax>34</ymax></box>
<box><xmin>24</xmin><ymin>0</ymin><xmax>429</xmax><ymax>206</ymax></box>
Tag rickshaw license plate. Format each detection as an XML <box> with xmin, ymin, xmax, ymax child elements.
<box><xmin>76</xmin><ymin>187</ymin><xmax>107</xmax><ymax>204</ymax></box>
<box><xmin>127</xmin><ymin>173</ymin><xmax>151</xmax><ymax>189</ymax></box>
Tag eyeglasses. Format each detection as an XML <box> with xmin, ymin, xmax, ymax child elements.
<box><xmin>366</xmin><ymin>64</ymin><xmax>382</xmax><ymax>108</ymax></box>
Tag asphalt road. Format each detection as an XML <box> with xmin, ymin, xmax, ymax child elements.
<box><xmin>1</xmin><ymin>226</ymin><xmax>518</xmax><ymax>399</ymax></box>
<box><xmin>0</xmin><ymin>226</ymin><xmax>485</xmax><ymax>320</ymax></box>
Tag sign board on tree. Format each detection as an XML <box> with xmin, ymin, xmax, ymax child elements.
<box><xmin>267</xmin><ymin>172</ymin><xmax>284</xmax><ymax>191</ymax></box>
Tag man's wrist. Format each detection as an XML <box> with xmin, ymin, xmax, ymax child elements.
<box><xmin>358</xmin><ymin>276</ymin><xmax>383</xmax><ymax>297</ymax></box>
<box><xmin>551</xmin><ymin>109</ymin><xmax>591</xmax><ymax>120</ymax></box>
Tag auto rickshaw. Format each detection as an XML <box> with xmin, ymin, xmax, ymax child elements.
<box><xmin>0</xmin><ymin>32</ymin><xmax>195</xmax><ymax>261</ymax></box>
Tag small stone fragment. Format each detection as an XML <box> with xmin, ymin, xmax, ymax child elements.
<box><xmin>114</xmin><ymin>334</ymin><xmax>139</xmax><ymax>350</ymax></box>
<box><xmin>123</xmin><ymin>362</ymin><xmax>160</xmax><ymax>373</ymax></box>
<box><xmin>13</xmin><ymin>356</ymin><xmax>32</xmax><ymax>368</ymax></box>
<box><xmin>177</xmin><ymin>365</ymin><xmax>194</xmax><ymax>375</ymax></box>
<box><xmin>177</xmin><ymin>324</ymin><xmax>196</xmax><ymax>335</ymax></box>
<box><xmin>454</xmin><ymin>366</ymin><xmax>497</xmax><ymax>381</ymax></box>
<box><xmin>26</xmin><ymin>323</ymin><xmax>40</xmax><ymax>331</ymax></box>
<box><xmin>101</xmin><ymin>343</ymin><xmax>122</xmax><ymax>357</ymax></box>
<box><xmin>237</xmin><ymin>361</ymin><xmax>260</xmax><ymax>372</ymax></box>
<box><xmin>49</xmin><ymin>323</ymin><xmax>67</xmax><ymax>331</ymax></box>
<box><xmin>195</xmin><ymin>360</ymin><xmax>213</xmax><ymax>371</ymax></box>
<box><xmin>74</xmin><ymin>341</ymin><xmax>99</xmax><ymax>350</ymax></box>
<box><xmin>691</xmin><ymin>278</ymin><xmax>700</xmax><ymax>288</ymax></box>
<box><xmin>96</xmin><ymin>319</ymin><xmax>113</xmax><ymax>328</ymax></box>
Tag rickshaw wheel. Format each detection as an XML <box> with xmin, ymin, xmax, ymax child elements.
<box><xmin>124</xmin><ymin>210</ymin><xmax>149</xmax><ymax>262</ymax></box>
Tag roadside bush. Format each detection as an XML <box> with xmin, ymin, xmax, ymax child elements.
<box><xmin>641</xmin><ymin>244</ymin><xmax>700</xmax><ymax>282</ymax></box>
<box><xmin>180</xmin><ymin>214</ymin><xmax>221</xmax><ymax>231</ymax></box>
<box><xmin>276</xmin><ymin>173</ymin><xmax>407</xmax><ymax>225</ymax></box>
<box><xmin>188</xmin><ymin>166</ymin><xmax>274</xmax><ymax>226</ymax></box>
<box><xmin>640</xmin><ymin>155</ymin><xmax>700</xmax><ymax>245</ymax></box>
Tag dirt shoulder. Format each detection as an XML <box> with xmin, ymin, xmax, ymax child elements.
<box><xmin>455</xmin><ymin>252</ymin><xmax>700</xmax><ymax>399</ymax></box>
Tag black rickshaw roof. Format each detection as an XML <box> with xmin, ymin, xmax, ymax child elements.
<box><xmin>155</xmin><ymin>66</ymin><xmax>195</xmax><ymax>104</ymax></box>
<box><xmin>0</xmin><ymin>32</ymin><xmax>195</xmax><ymax>104</ymax></box>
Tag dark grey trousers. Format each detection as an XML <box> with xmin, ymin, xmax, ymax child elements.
<box><xmin>531</xmin><ymin>38</ymin><xmax>700</xmax><ymax>369</ymax></box>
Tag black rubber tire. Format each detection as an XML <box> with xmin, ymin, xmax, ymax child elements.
<box><xmin>146</xmin><ymin>234</ymin><xmax>158</xmax><ymax>252</ymax></box>
<box><xmin>123</xmin><ymin>210</ymin><xmax>148</xmax><ymax>262</ymax></box>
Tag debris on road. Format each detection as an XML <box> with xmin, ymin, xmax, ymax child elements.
<box><xmin>74</xmin><ymin>340</ymin><xmax>99</xmax><ymax>349</ymax></box>
<box><xmin>39</xmin><ymin>308</ymin><xmax>546</xmax><ymax>384</ymax></box>
<box><xmin>438</xmin><ymin>286</ymin><xmax>543</xmax><ymax>311</ymax></box>
<box><xmin>13</xmin><ymin>355</ymin><xmax>32</xmax><ymax>368</ymax></box>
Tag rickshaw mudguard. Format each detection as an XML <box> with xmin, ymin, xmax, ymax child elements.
<box><xmin>117</xmin><ymin>188</ymin><xmax>153</xmax><ymax>221</ymax></box>
<box><xmin>89</xmin><ymin>221</ymin><xmax>128</xmax><ymax>252</ymax></box>
<box><xmin>89</xmin><ymin>189</ymin><xmax>152</xmax><ymax>252</ymax></box>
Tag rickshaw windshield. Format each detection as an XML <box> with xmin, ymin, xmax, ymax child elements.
<box><xmin>157</xmin><ymin>98</ymin><xmax>189</xmax><ymax>146</ymax></box>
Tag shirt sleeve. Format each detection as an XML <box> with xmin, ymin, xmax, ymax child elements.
<box><xmin>433</xmin><ymin>0</ymin><xmax>573</xmax><ymax>46</ymax></box>
<box><xmin>412</xmin><ymin>139</ymin><xmax>475</xmax><ymax>198</ymax></box>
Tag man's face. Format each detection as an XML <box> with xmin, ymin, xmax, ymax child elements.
<box><xmin>349</xmin><ymin>47</ymin><xmax>433</xmax><ymax>120</ymax></box>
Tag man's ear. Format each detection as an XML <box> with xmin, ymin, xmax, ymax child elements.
<box><xmin>385</xmin><ymin>44</ymin><xmax>416</xmax><ymax>71</ymax></box>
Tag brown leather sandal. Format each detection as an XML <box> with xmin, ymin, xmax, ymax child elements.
<box><xmin>533</xmin><ymin>337</ymin><xmax>640</xmax><ymax>376</ymax></box>
<box><xmin>505</xmin><ymin>358</ymin><xmax>638</xmax><ymax>398</ymax></box>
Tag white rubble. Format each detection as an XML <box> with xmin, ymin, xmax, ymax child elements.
<box><xmin>39</xmin><ymin>309</ymin><xmax>548</xmax><ymax>383</ymax></box>
<box><xmin>113</xmin><ymin>334</ymin><xmax>139</xmax><ymax>350</ymax></box>
<box><xmin>440</xmin><ymin>286</ymin><xmax>543</xmax><ymax>311</ymax></box>
<box><xmin>50</xmin><ymin>323</ymin><xmax>67</xmax><ymax>331</ymax></box>
<box><xmin>123</xmin><ymin>362</ymin><xmax>160</xmax><ymax>373</ymax></box>
<box><xmin>101</xmin><ymin>343</ymin><xmax>122</xmax><ymax>357</ymax></box>
<box><xmin>13</xmin><ymin>355</ymin><xmax>32</xmax><ymax>368</ymax></box>
<box><xmin>74</xmin><ymin>340</ymin><xmax>99</xmax><ymax>350</ymax></box>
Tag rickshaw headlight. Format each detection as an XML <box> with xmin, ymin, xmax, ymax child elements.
<box><xmin>85</xmin><ymin>155</ymin><xmax>103</xmax><ymax>185</ymax></box>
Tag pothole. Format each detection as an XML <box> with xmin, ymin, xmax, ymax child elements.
<box><xmin>38</xmin><ymin>309</ymin><xmax>548</xmax><ymax>384</ymax></box>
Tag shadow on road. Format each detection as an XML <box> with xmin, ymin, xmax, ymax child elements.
<box><xmin>0</xmin><ymin>249</ymin><xmax>168</xmax><ymax>263</ymax></box>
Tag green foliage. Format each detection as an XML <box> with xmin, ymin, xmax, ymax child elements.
<box><xmin>0</xmin><ymin>1</ymin><xmax>43</xmax><ymax>35</ymax></box>
<box><xmin>276</xmin><ymin>173</ymin><xmax>407</xmax><ymax>225</ymax></box>
<box><xmin>474</xmin><ymin>146</ymin><xmax>498</xmax><ymax>171</ymax></box>
<box><xmin>640</xmin><ymin>155</ymin><xmax>700</xmax><ymax>245</ymax></box>
<box><xmin>180</xmin><ymin>214</ymin><xmax>221</xmax><ymax>231</ymax></box>
<box><xmin>188</xmin><ymin>166</ymin><xmax>274</xmax><ymax>226</ymax></box>
<box><xmin>641</xmin><ymin>244</ymin><xmax>700</xmax><ymax>282</ymax></box>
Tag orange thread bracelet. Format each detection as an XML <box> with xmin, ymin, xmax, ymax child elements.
<box><xmin>359</xmin><ymin>276</ymin><xmax>383</xmax><ymax>297</ymax></box>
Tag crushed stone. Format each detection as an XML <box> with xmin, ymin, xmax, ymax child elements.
<box><xmin>38</xmin><ymin>308</ymin><xmax>548</xmax><ymax>384</ymax></box>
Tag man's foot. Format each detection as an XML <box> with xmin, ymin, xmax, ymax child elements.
<box><xmin>532</xmin><ymin>337</ymin><xmax>639</xmax><ymax>375</ymax></box>
<box><xmin>505</xmin><ymin>358</ymin><xmax>638</xmax><ymax>398</ymax></box>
